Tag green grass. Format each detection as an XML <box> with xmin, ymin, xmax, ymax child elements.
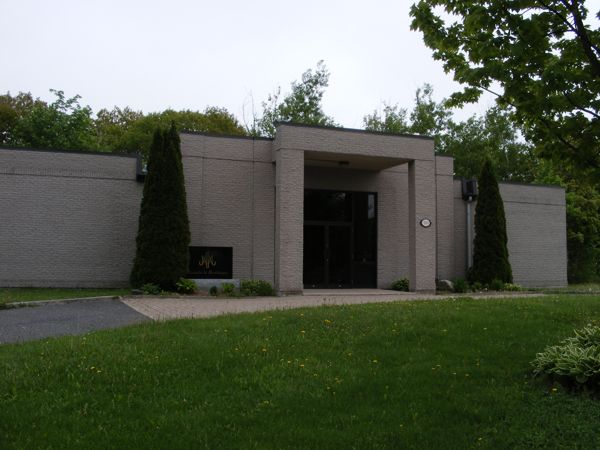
<box><xmin>1</xmin><ymin>295</ymin><xmax>600</xmax><ymax>448</ymax></box>
<box><xmin>538</xmin><ymin>283</ymin><xmax>600</xmax><ymax>295</ymax></box>
<box><xmin>0</xmin><ymin>288</ymin><xmax>130</xmax><ymax>306</ymax></box>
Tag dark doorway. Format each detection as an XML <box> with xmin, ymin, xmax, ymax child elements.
<box><xmin>303</xmin><ymin>190</ymin><xmax>377</xmax><ymax>288</ymax></box>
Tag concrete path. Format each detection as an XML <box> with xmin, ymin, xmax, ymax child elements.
<box><xmin>122</xmin><ymin>289</ymin><xmax>542</xmax><ymax>321</ymax></box>
<box><xmin>0</xmin><ymin>298</ymin><xmax>150</xmax><ymax>344</ymax></box>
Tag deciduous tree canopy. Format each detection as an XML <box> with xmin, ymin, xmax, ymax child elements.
<box><xmin>410</xmin><ymin>0</ymin><xmax>600</xmax><ymax>180</ymax></box>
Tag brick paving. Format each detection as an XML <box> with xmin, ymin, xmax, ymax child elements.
<box><xmin>122</xmin><ymin>290</ymin><xmax>543</xmax><ymax>321</ymax></box>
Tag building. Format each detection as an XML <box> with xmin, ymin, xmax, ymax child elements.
<box><xmin>0</xmin><ymin>123</ymin><xmax>568</xmax><ymax>292</ymax></box>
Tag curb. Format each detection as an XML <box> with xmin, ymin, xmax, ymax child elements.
<box><xmin>2</xmin><ymin>295</ymin><xmax>123</xmax><ymax>309</ymax></box>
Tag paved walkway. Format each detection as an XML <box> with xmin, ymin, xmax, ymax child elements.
<box><xmin>122</xmin><ymin>289</ymin><xmax>542</xmax><ymax>321</ymax></box>
<box><xmin>0</xmin><ymin>299</ymin><xmax>150</xmax><ymax>344</ymax></box>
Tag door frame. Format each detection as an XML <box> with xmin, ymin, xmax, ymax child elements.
<box><xmin>303</xmin><ymin>189</ymin><xmax>378</xmax><ymax>289</ymax></box>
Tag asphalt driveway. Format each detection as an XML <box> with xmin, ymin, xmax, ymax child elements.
<box><xmin>0</xmin><ymin>299</ymin><xmax>150</xmax><ymax>344</ymax></box>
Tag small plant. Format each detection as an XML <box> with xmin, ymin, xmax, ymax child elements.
<box><xmin>209</xmin><ymin>286</ymin><xmax>218</xmax><ymax>296</ymax></box>
<box><xmin>390</xmin><ymin>278</ymin><xmax>409</xmax><ymax>292</ymax></box>
<box><xmin>503</xmin><ymin>283</ymin><xmax>522</xmax><ymax>291</ymax></box>
<box><xmin>141</xmin><ymin>283</ymin><xmax>161</xmax><ymax>295</ymax></box>
<box><xmin>489</xmin><ymin>278</ymin><xmax>505</xmax><ymax>291</ymax></box>
<box><xmin>470</xmin><ymin>281</ymin><xmax>483</xmax><ymax>291</ymax></box>
<box><xmin>176</xmin><ymin>278</ymin><xmax>197</xmax><ymax>295</ymax></box>
<box><xmin>240</xmin><ymin>279</ymin><xmax>275</xmax><ymax>296</ymax></box>
<box><xmin>453</xmin><ymin>278</ymin><xmax>469</xmax><ymax>293</ymax></box>
<box><xmin>221</xmin><ymin>282</ymin><xmax>236</xmax><ymax>296</ymax></box>
<box><xmin>532</xmin><ymin>325</ymin><xmax>600</xmax><ymax>390</ymax></box>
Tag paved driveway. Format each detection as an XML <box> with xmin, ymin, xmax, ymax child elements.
<box><xmin>0</xmin><ymin>299</ymin><xmax>150</xmax><ymax>345</ymax></box>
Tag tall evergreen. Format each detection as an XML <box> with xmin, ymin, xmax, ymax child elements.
<box><xmin>130</xmin><ymin>123</ymin><xmax>190</xmax><ymax>289</ymax></box>
<box><xmin>469</xmin><ymin>159</ymin><xmax>513</xmax><ymax>285</ymax></box>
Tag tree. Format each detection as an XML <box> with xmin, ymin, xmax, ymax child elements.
<box><xmin>470</xmin><ymin>160</ymin><xmax>513</xmax><ymax>285</ymax></box>
<box><xmin>95</xmin><ymin>106</ymin><xmax>246</xmax><ymax>156</ymax></box>
<box><xmin>130</xmin><ymin>123</ymin><xmax>190</xmax><ymax>289</ymax></box>
<box><xmin>1</xmin><ymin>90</ymin><xmax>96</xmax><ymax>150</ymax></box>
<box><xmin>251</xmin><ymin>61</ymin><xmax>336</xmax><ymax>137</ymax></box>
<box><xmin>410</xmin><ymin>0</ymin><xmax>600</xmax><ymax>181</ymax></box>
<box><xmin>364</xmin><ymin>85</ymin><xmax>536</xmax><ymax>181</ymax></box>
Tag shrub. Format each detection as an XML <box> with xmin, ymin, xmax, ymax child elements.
<box><xmin>470</xmin><ymin>281</ymin><xmax>483</xmax><ymax>291</ymax></box>
<box><xmin>390</xmin><ymin>278</ymin><xmax>409</xmax><ymax>292</ymax></box>
<box><xmin>141</xmin><ymin>283</ymin><xmax>161</xmax><ymax>295</ymax></box>
<box><xmin>221</xmin><ymin>282</ymin><xmax>235</xmax><ymax>296</ymax></box>
<box><xmin>489</xmin><ymin>278</ymin><xmax>505</xmax><ymax>291</ymax></box>
<box><xmin>209</xmin><ymin>286</ymin><xmax>218</xmax><ymax>296</ymax></box>
<box><xmin>240</xmin><ymin>279</ymin><xmax>275</xmax><ymax>296</ymax></box>
<box><xmin>532</xmin><ymin>325</ymin><xmax>600</xmax><ymax>389</ymax></box>
<box><xmin>130</xmin><ymin>123</ymin><xmax>190</xmax><ymax>290</ymax></box>
<box><xmin>176</xmin><ymin>278</ymin><xmax>197</xmax><ymax>294</ymax></box>
<box><xmin>503</xmin><ymin>283</ymin><xmax>522</xmax><ymax>291</ymax></box>
<box><xmin>469</xmin><ymin>159</ymin><xmax>513</xmax><ymax>285</ymax></box>
<box><xmin>453</xmin><ymin>278</ymin><xmax>469</xmax><ymax>293</ymax></box>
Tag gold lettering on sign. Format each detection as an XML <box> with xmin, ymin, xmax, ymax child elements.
<box><xmin>198</xmin><ymin>253</ymin><xmax>217</xmax><ymax>270</ymax></box>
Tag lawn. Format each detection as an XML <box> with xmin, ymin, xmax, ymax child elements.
<box><xmin>1</xmin><ymin>295</ymin><xmax>600</xmax><ymax>448</ymax></box>
<box><xmin>0</xmin><ymin>288</ymin><xmax>130</xmax><ymax>306</ymax></box>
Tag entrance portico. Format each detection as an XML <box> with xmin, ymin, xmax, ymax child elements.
<box><xmin>273</xmin><ymin>123</ymin><xmax>437</xmax><ymax>295</ymax></box>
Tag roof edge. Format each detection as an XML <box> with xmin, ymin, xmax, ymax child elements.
<box><xmin>0</xmin><ymin>145</ymin><xmax>138</xmax><ymax>159</ymax></box>
<box><xmin>180</xmin><ymin>130</ymin><xmax>273</xmax><ymax>141</ymax></box>
<box><xmin>274</xmin><ymin>121</ymin><xmax>435</xmax><ymax>141</ymax></box>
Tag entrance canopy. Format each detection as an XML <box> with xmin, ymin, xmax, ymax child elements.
<box><xmin>273</xmin><ymin>123</ymin><xmax>437</xmax><ymax>295</ymax></box>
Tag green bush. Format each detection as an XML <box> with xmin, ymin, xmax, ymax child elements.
<box><xmin>176</xmin><ymin>278</ymin><xmax>197</xmax><ymax>295</ymax></box>
<box><xmin>470</xmin><ymin>281</ymin><xmax>483</xmax><ymax>291</ymax></box>
<box><xmin>453</xmin><ymin>278</ymin><xmax>469</xmax><ymax>293</ymax></box>
<box><xmin>532</xmin><ymin>325</ymin><xmax>600</xmax><ymax>389</ymax></box>
<box><xmin>130</xmin><ymin>123</ymin><xmax>190</xmax><ymax>290</ymax></box>
<box><xmin>469</xmin><ymin>160</ymin><xmax>513</xmax><ymax>285</ymax></box>
<box><xmin>141</xmin><ymin>283</ymin><xmax>161</xmax><ymax>295</ymax></box>
<box><xmin>240</xmin><ymin>280</ymin><xmax>275</xmax><ymax>296</ymax></box>
<box><xmin>221</xmin><ymin>283</ymin><xmax>235</xmax><ymax>296</ymax></box>
<box><xmin>503</xmin><ymin>283</ymin><xmax>522</xmax><ymax>291</ymax></box>
<box><xmin>209</xmin><ymin>286</ymin><xmax>218</xmax><ymax>296</ymax></box>
<box><xmin>489</xmin><ymin>278</ymin><xmax>505</xmax><ymax>291</ymax></box>
<box><xmin>390</xmin><ymin>278</ymin><xmax>409</xmax><ymax>292</ymax></box>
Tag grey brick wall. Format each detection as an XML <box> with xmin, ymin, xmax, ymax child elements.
<box><xmin>453</xmin><ymin>179</ymin><xmax>567</xmax><ymax>287</ymax></box>
<box><xmin>0</xmin><ymin>148</ymin><xmax>142</xmax><ymax>287</ymax></box>
<box><xmin>0</xmin><ymin>130</ymin><xmax>568</xmax><ymax>291</ymax></box>
<box><xmin>180</xmin><ymin>133</ymin><xmax>276</xmax><ymax>284</ymax></box>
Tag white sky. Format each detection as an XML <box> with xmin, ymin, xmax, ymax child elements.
<box><xmin>0</xmin><ymin>0</ymin><xmax>515</xmax><ymax>128</ymax></box>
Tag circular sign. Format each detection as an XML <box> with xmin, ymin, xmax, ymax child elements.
<box><xmin>420</xmin><ymin>218</ymin><xmax>432</xmax><ymax>228</ymax></box>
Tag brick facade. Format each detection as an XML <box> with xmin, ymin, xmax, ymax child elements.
<box><xmin>0</xmin><ymin>124</ymin><xmax>568</xmax><ymax>290</ymax></box>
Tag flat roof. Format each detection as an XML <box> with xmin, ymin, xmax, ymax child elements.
<box><xmin>274</xmin><ymin>121</ymin><xmax>435</xmax><ymax>141</ymax></box>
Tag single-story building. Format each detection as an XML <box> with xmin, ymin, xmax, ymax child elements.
<box><xmin>0</xmin><ymin>123</ymin><xmax>568</xmax><ymax>292</ymax></box>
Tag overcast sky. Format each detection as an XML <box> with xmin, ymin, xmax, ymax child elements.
<box><xmin>0</xmin><ymin>0</ymin><xmax>519</xmax><ymax>128</ymax></box>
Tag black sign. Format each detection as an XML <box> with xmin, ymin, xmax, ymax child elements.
<box><xmin>188</xmin><ymin>247</ymin><xmax>233</xmax><ymax>279</ymax></box>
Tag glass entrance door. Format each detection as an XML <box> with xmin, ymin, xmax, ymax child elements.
<box><xmin>302</xmin><ymin>224</ymin><xmax>352</xmax><ymax>288</ymax></box>
<box><xmin>303</xmin><ymin>190</ymin><xmax>377</xmax><ymax>289</ymax></box>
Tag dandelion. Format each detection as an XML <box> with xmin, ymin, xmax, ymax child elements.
<box><xmin>299</xmin><ymin>364</ymin><xmax>305</xmax><ymax>368</ymax></box>
<box><xmin>262</xmin><ymin>348</ymin><xmax>267</xmax><ymax>352</ymax></box>
<box><xmin>372</xmin><ymin>359</ymin><xmax>378</xmax><ymax>363</ymax></box>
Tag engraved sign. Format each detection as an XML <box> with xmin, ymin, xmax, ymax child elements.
<box><xmin>188</xmin><ymin>247</ymin><xmax>233</xmax><ymax>279</ymax></box>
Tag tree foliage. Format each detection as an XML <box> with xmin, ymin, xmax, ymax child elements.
<box><xmin>470</xmin><ymin>160</ymin><xmax>513</xmax><ymax>285</ymax></box>
<box><xmin>130</xmin><ymin>123</ymin><xmax>191</xmax><ymax>289</ymax></box>
<box><xmin>0</xmin><ymin>90</ymin><xmax>246</xmax><ymax>156</ymax></box>
<box><xmin>410</xmin><ymin>0</ymin><xmax>600</xmax><ymax>180</ymax></box>
<box><xmin>95</xmin><ymin>106</ymin><xmax>246</xmax><ymax>157</ymax></box>
<box><xmin>1</xmin><ymin>90</ymin><xmax>96</xmax><ymax>150</ymax></box>
<box><xmin>364</xmin><ymin>84</ymin><xmax>535</xmax><ymax>181</ymax></box>
<box><xmin>251</xmin><ymin>61</ymin><xmax>336</xmax><ymax>137</ymax></box>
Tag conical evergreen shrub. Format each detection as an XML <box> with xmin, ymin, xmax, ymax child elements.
<box><xmin>469</xmin><ymin>159</ymin><xmax>513</xmax><ymax>285</ymax></box>
<box><xmin>130</xmin><ymin>123</ymin><xmax>190</xmax><ymax>289</ymax></box>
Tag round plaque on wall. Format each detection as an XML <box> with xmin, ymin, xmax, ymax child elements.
<box><xmin>420</xmin><ymin>218</ymin><xmax>432</xmax><ymax>228</ymax></box>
